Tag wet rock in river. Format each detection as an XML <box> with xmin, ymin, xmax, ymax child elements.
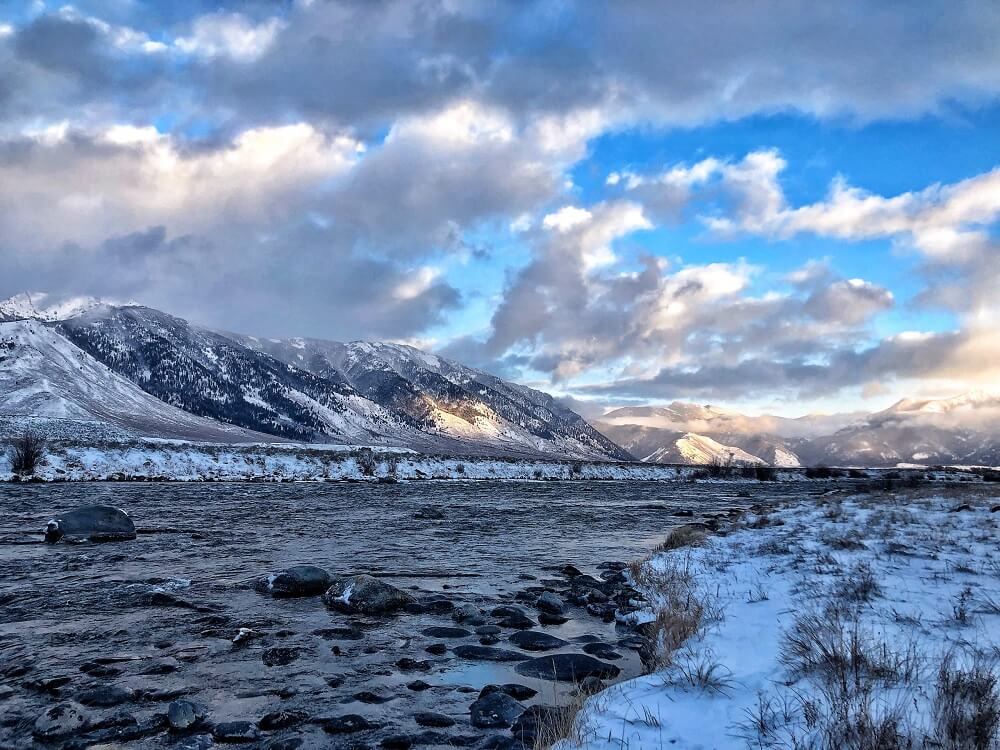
<box><xmin>212</xmin><ymin>720</ymin><xmax>261</xmax><ymax>742</ymax></box>
<box><xmin>453</xmin><ymin>645</ymin><xmax>530</xmax><ymax>662</ymax></box>
<box><xmin>425</xmin><ymin>643</ymin><xmax>448</xmax><ymax>655</ymax></box>
<box><xmin>497</xmin><ymin>613</ymin><xmax>536</xmax><ymax>630</ymax></box>
<box><xmin>535</xmin><ymin>592</ymin><xmax>565</xmax><ymax>615</ymax></box>
<box><xmin>262</xmin><ymin>647</ymin><xmax>301</xmax><ymax>667</ymax></box>
<box><xmin>44</xmin><ymin>505</ymin><xmax>136</xmax><ymax>543</ymax></box>
<box><xmin>319</xmin><ymin>714</ymin><xmax>379</xmax><ymax>733</ymax></box>
<box><xmin>470</xmin><ymin>692</ymin><xmax>524</xmax><ymax>729</ymax></box>
<box><xmin>538</xmin><ymin>612</ymin><xmax>569</xmax><ymax>625</ymax></box>
<box><xmin>480</xmin><ymin>684</ymin><xmax>538</xmax><ymax>701</ymax></box>
<box><xmin>582</xmin><ymin>642</ymin><xmax>623</xmax><ymax>660</ymax></box>
<box><xmin>475</xmin><ymin>625</ymin><xmax>501</xmax><ymax>636</ymax></box>
<box><xmin>167</xmin><ymin>700</ymin><xmax>203</xmax><ymax>732</ymax></box>
<box><xmin>33</xmin><ymin>702</ymin><xmax>89</xmax><ymax>740</ymax></box>
<box><xmin>258</xmin><ymin>709</ymin><xmax>309</xmax><ymax>730</ymax></box>
<box><xmin>508</xmin><ymin>631</ymin><xmax>568</xmax><ymax>652</ymax></box>
<box><xmin>406</xmin><ymin>680</ymin><xmax>432</xmax><ymax>691</ymax></box>
<box><xmin>76</xmin><ymin>684</ymin><xmax>135</xmax><ymax>707</ymax></box>
<box><xmin>451</xmin><ymin>604</ymin><xmax>483</xmax><ymax>623</ymax></box>
<box><xmin>255</xmin><ymin>565</ymin><xmax>331</xmax><ymax>598</ymax></box>
<box><xmin>422</xmin><ymin>626</ymin><xmax>471</xmax><ymax>639</ymax></box>
<box><xmin>354</xmin><ymin>690</ymin><xmax>395</xmax><ymax>704</ymax></box>
<box><xmin>414</xmin><ymin>506</ymin><xmax>446</xmax><ymax>520</ymax></box>
<box><xmin>414</xmin><ymin>711</ymin><xmax>455</xmax><ymax>728</ymax></box>
<box><xmin>323</xmin><ymin>575</ymin><xmax>415</xmax><ymax>614</ymax></box>
<box><xmin>396</xmin><ymin>658</ymin><xmax>431</xmax><ymax>672</ymax></box>
<box><xmin>515</xmin><ymin>653</ymin><xmax>621</xmax><ymax>682</ymax></box>
<box><xmin>560</xmin><ymin>565</ymin><xmax>583</xmax><ymax>578</ymax></box>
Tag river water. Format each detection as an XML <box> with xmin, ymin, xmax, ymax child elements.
<box><xmin>0</xmin><ymin>480</ymin><xmax>816</xmax><ymax>748</ymax></box>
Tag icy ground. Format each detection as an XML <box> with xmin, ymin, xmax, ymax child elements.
<box><xmin>560</xmin><ymin>486</ymin><xmax>1000</xmax><ymax>749</ymax></box>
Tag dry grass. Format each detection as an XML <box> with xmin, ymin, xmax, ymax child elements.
<box><xmin>932</xmin><ymin>653</ymin><xmax>1000</xmax><ymax>749</ymax></box>
<box><xmin>657</xmin><ymin>524</ymin><xmax>707</xmax><ymax>552</ymax></box>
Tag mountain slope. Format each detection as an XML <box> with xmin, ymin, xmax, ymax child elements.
<box><xmin>15</xmin><ymin>299</ymin><xmax>628</xmax><ymax>459</ymax></box>
<box><xmin>237</xmin><ymin>337</ymin><xmax>630</xmax><ymax>459</ymax></box>
<box><xmin>0</xmin><ymin>320</ymin><xmax>268</xmax><ymax>442</ymax></box>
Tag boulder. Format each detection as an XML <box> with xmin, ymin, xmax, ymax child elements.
<box><xmin>422</xmin><ymin>626</ymin><xmax>471</xmax><ymax>639</ymax></box>
<box><xmin>470</xmin><ymin>692</ymin><xmax>524</xmax><ymax>729</ymax></box>
<box><xmin>255</xmin><ymin>565</ymin><xmax>331</xmax><ymax>597</ymax></box>
<box><xmin>212</xmin><ymin>721</ymin><xmax>260</xmax><ymax>742</ymax></box>
<box><xmin>515</xmin><ymin>653</ymin><xmax>621</xmax><ymax>682</ymax></box>
<box><xmin>414</xmin><ymin>712</ymin><xmax>454</xmax><ymax>728</ymax></box>
<box><xmin>508</xmin><ymin>631</ymin><xmax>568</xmax><ymax>652</ymax></box>
<box><xmin>33</xmin><ymin>702</ymin><xmax>89</xmax><ymax>740</ymax></box>
<box><xmin>480</xmin><ymin>683</ymin><xmax>537</xmax><ymax>701</ymax></box>
<box><xmin>167</xmin><ymin>700</ymin><xmax>202</xmax><ymax>732</ymax></box>
<box><xmin>44</xmin><ymin>506</ymin><xmax>135</xmax><ymax>543</ymax></box>
<box><xmin>536</xmin><ymin>592</ymin><xmax>565</xmax><ymax>615</ymax></box>
<box><xmin>323</xmin><ymin>575</ymin><xmax>414</xmax><ymax>614</ymax></box>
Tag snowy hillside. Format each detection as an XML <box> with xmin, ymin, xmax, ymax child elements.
<box><xmin>0</xmin><ymin>320</ymin><xmax>269</xmax><ymax>442</ymax></box>
<box><xmin>240</xmin><ymin>337</ymin><xmax>629</xmax><ymax>460</ymax></box>
<box><xmin>0</xmin><ymin>295</ymin><xmax>628</xmax><ymax>459</ymax></box>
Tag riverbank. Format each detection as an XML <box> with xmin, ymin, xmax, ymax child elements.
<box><xmin>557</xmin><ymin>485</ymin><xmax>1000</xmax><ymax>749</ymax></box>
<box><xmin>1</xmin><ymin>439</ymin><xmax>994</xmax><ymax>483</ymax></box>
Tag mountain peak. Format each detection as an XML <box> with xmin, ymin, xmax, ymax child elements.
<box><xmin>0</xmin><ymin>292</ymin><xmax>132</xmax><ymax>323</ymax></box>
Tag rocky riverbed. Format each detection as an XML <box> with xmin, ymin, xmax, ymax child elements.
<box><xmin>0</xmin><ymin>481</ymin><xmax>820</xmax><ymax>748</ymax></box>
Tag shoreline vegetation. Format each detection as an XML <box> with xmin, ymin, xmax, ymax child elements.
<box><xmin>2</xmin><ymin>438</ymin><xmax>999</xmax><ymax>483</ymax></box>
<box><xmin>554</xmin><ymin>485</ymin><xmax>1000</xmax><ymax>750</ymax></box>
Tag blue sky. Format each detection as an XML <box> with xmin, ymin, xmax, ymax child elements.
<box><xmin>1</xmin><ymin>0</ymin><xmax>998</xmax><ymax>416</ymax></box>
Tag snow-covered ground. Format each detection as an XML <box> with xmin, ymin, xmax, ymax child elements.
<box><xmin>1</xmin><ymin>439</ymin><xmax>993</xmax><ymax>483</ymax></box>
<box><xmin>559</xmin><ymin>487</ymin><xmax>1000</xmax><ymax>749</ymax></box>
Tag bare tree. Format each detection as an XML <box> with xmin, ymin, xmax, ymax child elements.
<box><xmin>354</xmin><ymin>447</ymin><xmax>377</xmax><ymax>477</ymax></box>
<box><xmin>11</xmin><ymin>432</ymin><xmax>45</xmax><ymax>475</ymax></box>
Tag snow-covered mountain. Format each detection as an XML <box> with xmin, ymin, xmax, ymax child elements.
<box><xmin>0</xmin><ymin>296</ymin><xmax>627</xmax><ymax>459</ymax></box>
<box><xmin>597</xmin><ymin>395</ymin><xmax>1000</xmax><ymax>467</ymax></box>
<box><xmin>0</xmin><ymin>319</ymin><xmax>270</xmax><ymax>442</ymax></box>
<box><xmin>237</xmin><ymin>337</ymin><xmax>626</xmax><ymax>459</ymax></box>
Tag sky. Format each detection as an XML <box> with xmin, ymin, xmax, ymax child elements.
<box><xmin>1</xmin><ymin>0</ymin><xmax>999</xmax><ymax>418</ymax></box>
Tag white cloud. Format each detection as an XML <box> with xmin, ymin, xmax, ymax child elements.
<box><xmin>175</xmin><ymin>12</ymin><xmax>285</xmax><ymax>62</ymax></box>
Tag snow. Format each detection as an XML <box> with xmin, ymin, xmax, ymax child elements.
<box><xmin>675</xmin><ymin>432</ymin><xmax>766</xmax><ymax>466</ymax></box>
<box><xmin>559</xmin><ymin>488</ymin><xmax>1000</xmax><ymax>750</ymax></box>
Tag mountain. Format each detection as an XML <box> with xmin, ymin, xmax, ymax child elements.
<box><xmin>596</xmin><ymin>394</ymin><xmax>1000</xmax><ymax>468</ymax></box>
<box><xmin>0</xmin><ymin>319</ymin><xmax>270</xmax><ymax>442</ymax></box>
<box><xmin>0</xmin><ymin>295</ymin><xmax>627</xmax><ymax>459</ymax></box>
<box><xmin>237</xmin><ymin>337</ymin><xmax>627</xmax><ymax>459</ymax></box>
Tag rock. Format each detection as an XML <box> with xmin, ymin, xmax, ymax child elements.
<box><xmin>582</xmin><ymin>642</ymin><xmax>623</xmax><ymax>660</ymax></box>
<box><xmin>470</xmin><ymin>692</ymin><xmax>524</xmax><ymax>729</ymax></box>
<box><xmin>515</xmin><ymin>653</ymin><xmax>621</xmax><ymax>682</ymax></box>
<box><xmin>560</xmin><ymin>565</ymin><xmax>583</xmax><ymax>578</ymax></box>
<box><xmin>951</xmin><ymin>503</ymin><xmax>973</xmax><ymax>512</ymax></box>
<box><xmin>79</xmin><ymin>661</ymin><xmax>121</xmax><ymax>678</ymax></box>
<box><xmin>425</xmin><ymin>643</ymin><xmax>448</xmax><ymax>655</ymax></box>
<box><xmin>33</xmin><ymin>702</ymin><xmax>89</xmax><ymax>740</ymax></box>
<box><xmin>255</xmin><ymin>565</ymin><xmax>331</xmax><ymax>597</ymax></box>
<box><xmin>167</xmin><ymin>700</ymin><xmax>202</xmax><ymax>731</ymax></box>
<box><xmin>382</xmin><ymin>734</ymin><xmax>414</xmax><ymax>748</ymax></box>
<box><xmin>77</xmin><ymin>684</ymin><xmax>135</xmax><ymax>707</ymax></box>
<box><xmin>268</xmin><ymin>740</ymin><xmax>304</xmax><ymax>750</ymax></box>
<box><xmin>475</xmin><ymin>625</ymin><xmax>501</xmax><ymax>636</ymax></box>
<box><xmin>598</xmin><ymin>561</ymin><xmax>627</xmax><ymax>571</ymax></box>
<box><xmin>396</xmin><ymin>658</ymin><xmax>431</xmax><ymax>672</ymax></box>
<box><xmin>490</xmin><ymin>605</ymin><xmax>527</xmax><ymax>618</ymax></box>
<box><xmin>262</xmin><ymin>647</ymin><xmax>300</xmax><ymax>667</ymax></box>
<box><xmin>480</xmin><ymin>635</ymin><xmax>500</xmax><ymax>645</ymax></box>
<box><xmin>407</xmin><ymin>680</ymin><xmax>432</xmax><ymax>691</ymax></box>
<box><xmin>320</xmin><ymin>714</ymin><xmax>378</xmax><ymax>733</ymax></box>
<box><xmin>990</xmin><ymin>505</ymin><xmax>1000</xmax><ymax>513</ymax></box>
<box><xmin>414</xmin><ymin>506</ymin><xmax>445</xmax><ymax>520</ymax></box>
<box><xmin>480</xmin><ymin>684</ymin><xmax>538</xmax><ymax>701</ymax></box>
<box><xmin>535</xmin><ymin>592</ymin><xmax>565</xmax><ymax>615</ymax></box>
<box><xmin>44</xmin><ymin>505</ymin><xmax>136</xmax><ymax>543</ymax></box>
<box><xmin>354</xmin><ymin>691</ymin><xmax>395</xmax><ymax>704</ymax></box>
<box><xmin>213</xmin><ymin>721</ymin><xmax>261</xmax><ymax>742</ymax></box>
<box><xmin>141</xmin><ymin>657</ymin><xmax>181</xmax><ymax>674</ymax></box>
<box><xmin>258</xmin><ymin>709</ymin><xmax>309</xmax><ymax>730</ymax></box>
<box><xmin>422</xmin><ymin>626</ymin><xmax>471</xmax><ymax>639</ymax></box>
<box><xmin>497</xmin><ymin>613</ymin><xmax>536</xmax><ymax>630</ymax></box>
<box><xmin>323</xmin><ymin>575</ymin><xmax>415</xmax><ymax>614</ymax></box>
<box><xmin>508</xmin><ymin>631</ymin><xmax>568</xmax><ymax>652</ymax></box>
<box><xmin>538</xmin><ymin>612</ymin><xmax>568</xmax><ymax>625</ymax></box>
<box><xmin>314</xmin><ymin>625</ymin><xmax>364</xmax><ymax>640</ymax></box>
<box><xmin>414</xmin><ymin>711</ymin><xmax>455</xmax><ymax>727</ymax></box>
<box><xmin>452</xmin><ymin>604</ymin><xmax>482</xmax><ymax>623</ymax></box>
<box><xmin>453</xmin><ymin>645</ymin><xmax>530</xmax><ymax>662</ymax></box>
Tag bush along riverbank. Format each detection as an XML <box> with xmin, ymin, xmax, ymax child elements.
<box><xmin>555</xmin><ymin>485</ymin><xmax>1000</xmax><ymax>749</ymax></box>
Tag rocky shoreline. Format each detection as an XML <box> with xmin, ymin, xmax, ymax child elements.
<box><xmin>0</xmin><ymin>501</ymin><xmax>699</xmax><ymax>749</ymax></box>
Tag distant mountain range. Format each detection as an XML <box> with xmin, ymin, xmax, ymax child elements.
<box><xmin>595</xmin><ymin>394</ymin><xmax>1000</xmax><ymax>468</ymax></box>
<box><xmin>0</xmin><ymin>294</ymin><xmax>628</xmax><ymax>459</ymax></box>
<box><xmin>2</xmin><ymin>293</ymin><xmax>997</xmax><ymax>466</ymax></box>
